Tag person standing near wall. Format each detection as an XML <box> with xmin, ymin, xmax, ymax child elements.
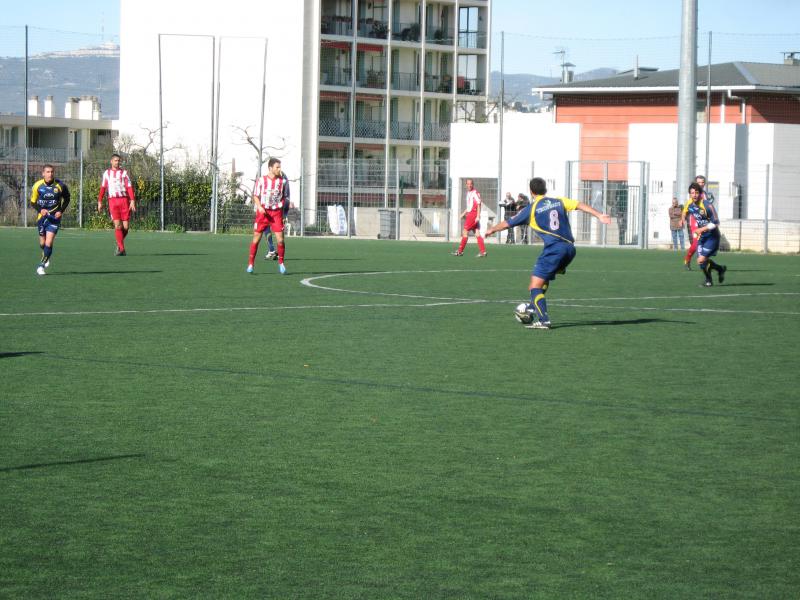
<box><xmin>668</xmin><ymin>197</ymin><xmax>685</xmax><ymax>250</ymax></box>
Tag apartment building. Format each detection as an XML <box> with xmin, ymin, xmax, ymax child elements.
<box><xmin>316</xmin><ymin>0</ymin><xmax>490</xmax><ymax>208</ymax></box>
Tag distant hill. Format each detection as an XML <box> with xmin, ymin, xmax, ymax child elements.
<box><xmin>0</xmin><ymin>44</ymin><xmax>119</xmax><ymax>119</ymax></box>
<box><xmin>489</xmin><ymin>68</ymin><xmax>618</xmax><ymax>107</ymax></box>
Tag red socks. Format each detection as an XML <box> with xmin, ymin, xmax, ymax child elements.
<box><xmin>248</xmin><ymin>242</ymin><xmax>258</xmax><ymax>266</ymax></box>
<box><xmin>457</xmin><ymin>237</ymin><xmax>467</xmax><ymax>254</ymax></box>
<box><xmin>477</xmin><ymin>236</ymin><xmax>486</xmax><ymax>254</ymax></box>
<box><xmin>115</xmin><ymin>229</ymin><xmax>125</xmax><ymax>250</ymax></box>
<box><xmin>277</xmin><ymin>242</ymin><xmax>285</xmax><ymax>264</ymax></box>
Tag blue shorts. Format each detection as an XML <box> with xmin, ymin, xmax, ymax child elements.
<box><xmin>697</xmin><ymin>232</ymin><xmax>720</xmax><ymax>257</ymax></box>
<box><xmin>533</xmin><ymin>242</ymin><xmax>576</xmax><ymax>281</ymax></box>
<box><xmin>37</xmin><ymin>216</ymin><xmax>60</xmax><ymax>237</ymax></box>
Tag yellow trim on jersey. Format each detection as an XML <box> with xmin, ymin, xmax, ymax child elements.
<box><xmin>30</xmin><ymin>179</ymin><xmax>46</xmax><ymax>205</ymax></box>
<box><xmin>682</xmin><ymin>198</ymin><xmax>706</xmax><ymax>215</ymax></box>
<box><xmin>528</xmin><ymin>194</ymin><xmax>579</xmax><ymax>243</ymax></box>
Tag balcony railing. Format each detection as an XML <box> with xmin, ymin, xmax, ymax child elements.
<box><xmin>354</xmin><ymin>119</ymin><xmax>386</xmax><ymax>139</ymax></box>
<box><xmin>320</xmin><ymin>68</ymin><xmax>351</xmax><ymax>86</ymax></box>
<box><xmin>353</xmin><ymin>164</ymin><xmax>386</xmax><ymax>187</ymax></box>
<box><xmin>321</xmin><ymin>15</ymin><xmax>353</xmax><ymax>36</ymax></box>
<box><xmin>356</xmin><ymin>70</ymin><xmax>387</xmax><ymax>89</ymax></box>
<box><xmin>319</xmin><ymin>118</ymin><xmax>350</xmax><ymax>138</ymax></box>
<box><xmin>426</xmin><ymin>28</ymin><xmax>455</xmax><ymax>45</ymax></box>
<box><xmin>392</xmin><ymin>22</ymin><xmax>420</xmax><ymax>42</ymax></box>
<box><xmin>391</xmin><ymin>71</ymin><xmax>420</xmax><ymax>92</ymax></box>
<box><xmin>389</xmin><ymin>121</ymin><xmax>419</xmax><ymax>141</ymax></box>
<box><xmin>456</xmin><ymin>77</ymin><xmax>485</xmax><ymax>96</ymax></box>
<box><xmin>422</xmin><ymin>171</ymin><xmax>448</xmax><ymax>190</ymax></box>
<box><xmin>357</xmin><ymin>18</ymin><xmax>388</xmax><ymax>39</ymax></box>
<box><xmin>424</xmin><ymin>74</ymin><xmax>453</xmax><ymax>93</ymax></box>
<box><xmin>423</xmin><ymin>122</ymin><xmax>450</xmax><ymax>142</ymax></box>
<box><xmin>457</xmin><ymin>31</ymin><xmax>488</xmax><ymax>49</ymax></box>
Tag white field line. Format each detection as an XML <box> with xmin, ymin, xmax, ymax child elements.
<box><xmin>2</xmin><ymin>270</ymin><xmax>798</xmax><ymax>318</ymax></box>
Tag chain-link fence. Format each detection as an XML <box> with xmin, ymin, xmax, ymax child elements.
<box><xmin>4</xmin><ymin>152</ymin><xmax>797</xmax><ymax>252</ymax></box>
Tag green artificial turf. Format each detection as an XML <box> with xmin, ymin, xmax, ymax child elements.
<box><xmin>1</xmin><ymin>228</ymin><xmax>798</xmax><ymax>599</ymax></box>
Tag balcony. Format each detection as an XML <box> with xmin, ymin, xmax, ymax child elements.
<box><xmin>357</xmin><ymin>18</ymin><xmax>388</xmax><ymax>39</ymax></box>
<box><xmin>321</xmin><ymin>15</ymin><xmax>353</xmax><ymax>36</ymax></box>
<box><xmin>354</xmin><ymin>119</ymin><xmax>386</xmax><ymax>139</ymax></box>
<box><xmin>422</xmin><ymin>171</ymin><xmax>448</xmax><ymax>190</ymax></box>
<box><xmin>424</xmin><ymin>74</ymin><xmax>453</xmax><ymax>94</ymax></box>
<box><xmin>457</xmin><ymin>31</ymin><xmax>488</xmax><ymax>49</ymax></box>
<box><xmin>319</xmin><ymin>118</ymin><xmax>350</xmax><ymax>138</ymax></box>
<box><xmin>426</xmin><ymin>27</ymin><xmax>455</xmax><ymax>45</ymax></box>
<box><xmin>320</xmin><ymin>68</ymin><xmax>351</xmax><ymax>87</ymax></box>
<box><xmin>389</xmin><ymin>121</ymin><xmax>419</xmax><ymax>141</ymax></box>
<box><xmin>391</xmin><ymin>22</ymin><xmax>420</xmax><ymax>42</ymax></box>
<box><xmin>423</xmin><ymin>122</ymin><xmax>450</xmax><ymax>142</ymax></box>
<box><xmin>391</xmin><ymin>71</ymin><xmax>420</xmax><ymax>92</ymax></box>
<box><xmin>356</xmin><ymin>70</ymin><xmax>387</xmax><ymax>89</ymax></box>
<box><xmin>456</xmin><ymin>77</ymin><xmax>485</xmax><ymax>96</ymax></box>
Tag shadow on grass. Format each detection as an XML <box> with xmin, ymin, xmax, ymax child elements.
<box><xmin>0</xmin><ymin>453</ymin><xmax>146</xmax><ymax>473</ymax></box>
<box><xmin>48</xmin><ymin>270</ymin><xmax>163</xmax><ymax>276</ymax></box>
<box><xmin>553</xmin><ymin>318</ymin><xmax>690</xmax><ymax>329</ymax></box>
<box><xmin>0</xmin><ymin>351</ymin><xmax>43</xmax><ymax>359</ymax></box>
<box><xmin>143</xmin><ymin>253</ymin><xmax>209</xmax><ymax>256</ymax></box>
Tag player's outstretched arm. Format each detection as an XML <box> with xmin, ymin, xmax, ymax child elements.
<box><xmin>576</xmin><ymin>202</ymin><xmax>612</xmax><ymax>225</ymax></box>
<box><xmin>485</xmin><ymin>221</ymin><xmax>509</xmax><ymax>237</ymax></box>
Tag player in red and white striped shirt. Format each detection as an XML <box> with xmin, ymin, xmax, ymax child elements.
<box><xmin>452</xmin><ymin>178</ymin><xmax>487</xmax><ymax>257</ymax></box>
<box><xmin>247</xmin><ymin>157</ymin><xmax>290</xmax><ymax>274</ymax></box>
<box><xmin>97</xmin><ymin>153</ymin><xmax>136</xmax><ymax>256</ymax></box>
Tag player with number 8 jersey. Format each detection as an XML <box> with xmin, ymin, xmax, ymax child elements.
<box><xmin>485</xmin><ymin>177</ymin><xmax>611</xmax><ymax>329</ymax></box>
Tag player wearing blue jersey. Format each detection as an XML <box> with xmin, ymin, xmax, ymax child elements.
<box><xmin>680</xmin><ymin>182</ymin><xmax>727</xmax><ymax>287</ymax></box>
<box><xmin>30</xmin><ymin>164</ymin><xmax>71</xmax><ymax>276</ymax></box>
<box><xmin>484</xmin><ymin>177</ymin><xmax>611</xmax><ymax>329</ymax></box>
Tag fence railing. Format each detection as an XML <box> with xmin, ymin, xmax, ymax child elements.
<box><xmin>4</xmin><ymin>151</ymin><xmax>797</xmax><ymax>252</ymax></box>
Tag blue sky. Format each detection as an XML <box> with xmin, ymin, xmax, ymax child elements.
<box><xmin>1</xmin><ymin>0</ymin><xmax>798</xmax><ymax>74</ymax></box>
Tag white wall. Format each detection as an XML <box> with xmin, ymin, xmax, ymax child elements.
<box><xmin>771</xmin><ymin>124</ymin><xmax>800</xmax><ymax>221</ymax></box>
<box><xmin>119</xmin><ymin>0</ymin><xmax>307</xmax><ymax>187</ymax></box>
<box><xmin>629</xmin><ymin>123</ymin><xmax>751</xmax><ymax>245</ymax></box>
<box><xmin>449</xmin><ymin>111</ymin><xmax>579</xmax><ymax>236</ymax></box>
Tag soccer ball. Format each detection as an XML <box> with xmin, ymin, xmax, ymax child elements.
<box><xmin>514</xmin><ymin>302</ymin><xmax>534</xmax><ymax>324</ymax></box>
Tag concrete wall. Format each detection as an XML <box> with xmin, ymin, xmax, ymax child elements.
<box><xmin>119</xmin><ymin>0</ymin><xmax>307</xmax><ymax>188</ymax></box>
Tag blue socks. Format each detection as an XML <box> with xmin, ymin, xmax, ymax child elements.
<box><xmin>530</xmin><ymin>288</ymin><xmax>549</xmax><ymax>323</ymax></box>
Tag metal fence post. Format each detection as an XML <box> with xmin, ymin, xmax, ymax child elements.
<box><xmin>395</xmin><ymin>158</ymin><xmax>401</xmax><ymax>240</ymax></box>
<box><xmin>299</xmin><ymin>157</ymin><xmax>304</xmax><ymax>237</ymax></box>
<box><xmin>445</xmin><ymin>158</ymin><xmax>450</xmax><ymax>242</ymax></box>
<box><xmin>764</xmin><ymin>163</ymin><xmax>770</xmax><ymax>253</ymax></box>
<box><xmin>602</xmin><ymin>162</ymin><xmax>608</xmax><ymax>247</ymax></box>
<box><xmin>78</xmin><ymin>150</ymin><xmax>84</xmax><ymax>228</ymax></box>
<box><xmin>640</xmin><ymin>161</ymin><xmax>649</xmax><ymax>249</ymax></box>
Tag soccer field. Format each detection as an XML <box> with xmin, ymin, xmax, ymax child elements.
<box><xmin>1</xmin><ymin>228</ymin><xmax>798</xmax><ymax>599</ymax></box>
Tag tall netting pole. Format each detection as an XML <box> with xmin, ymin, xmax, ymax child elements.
<box><xmin>158</xmin><ymin>34</ymin><xmax>165</xmax><ymax>231</ymax></box>
<box><xmin>23</xmin><ymin>25</ymin><xmax>29</xmax><ymax>228</ymax></box>
<box><xmin>676</xmin><ymin>0</ymin><xmax>698</xmax><ymax>201</ymax></box>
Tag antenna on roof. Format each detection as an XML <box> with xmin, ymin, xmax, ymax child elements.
<box><xmin>553</xmin><ymin>48</ymin><xmax>574</xmax><ymax>83</ymax></box>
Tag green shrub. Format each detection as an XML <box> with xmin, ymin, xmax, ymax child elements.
<box><xmin>167</xmin><ymin>223</ymin><xmax>185</xmax><ymax>234</ymax></box>
<box><xmin>137</xmin><ymin>213</ymin><xmax>160</xmax><ymax>231</ymax></box>
<box><xmin>85</xmin><ymin>212</ymin><xmax>113</xmax><ymax>230</ymax></box>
